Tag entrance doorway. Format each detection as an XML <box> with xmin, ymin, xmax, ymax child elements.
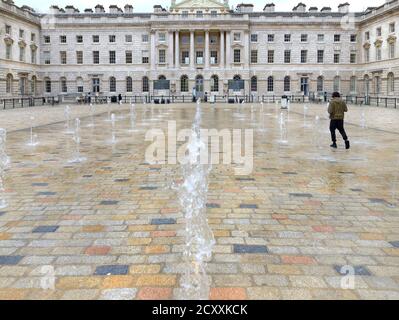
<box><xmin>300</xmin><ymin>77</ymin><xmax>309</xmax><ymax>96</ymax></box>
<box><xmin>195</xmin><ymin>75</ymin><xmax>204</xmax><ymax>99</ymax></box>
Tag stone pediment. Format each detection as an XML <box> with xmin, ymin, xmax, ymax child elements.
<box><xmin>171</xmin><ymin>0</ymin><xmax>229</xmax><ymax>10</ymax></box>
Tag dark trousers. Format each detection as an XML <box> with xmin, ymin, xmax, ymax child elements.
<box><xmin>330</xmin><ymin>120</ymin><xmax>348</xmax><ymax>142</ymax></box>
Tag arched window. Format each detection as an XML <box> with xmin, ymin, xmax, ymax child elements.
<box><xmin>158</xmin><ymin>75</ymin><xmax>166</xmax><ymax>80</ymax></box>
<box><xmin>317</xmin><ymin>76</ymin><xmax>324</xmax><ymax>92</ymax></box>
<box><xmin>350</xmin><ymin>76</ymin><xmax>357</xmax><ymax>93</ymax></box>
<box><xmin>180</xmin><ymin>75</ymin><xmax>189</xmax><ymax>92</ymax></box>
<box><xmin>31</xmin><ymin>76</ymin><xmax>36</xmax><ymax>95</ymax></box>
<box><xmin>333</xmin><ymin>76</ymin><xmax>340</xmax><ymax>92</ymax></box>
<box><xmin>142</xmin><ymin>76</ymin><xmax>149</xmax><ymax>93</ymax></box>
<box><xmin>267</xmin><ymin>76</ymin><xmax>274</xmax><ymax>92</ymax></box>
<box><xmin>126</xmin><ymin>77</ymin><xmax>133</xmax><ymax>92</ymax></box>
<box><xmin>60</xmin><ymin>77</ymin><xmax>67</xmax><ymax>93</ymax></box>
<box><xmin>284</xmin><ymin>76</ymin><xmax>291</xmax><ymax>92</ymax></box>
<box><xmin>6</xmin><ymin>74</ymin><xmax>13</xmax><ymax>94</ymax></box>
<box><xmin>76</xmin><ymin>77</ymin><xmax>84</xmax><ymax>93</ymax></box>
<box><xmin>250</xmin><ymin>76</ymin><xmax>257</xmax><ymax>92</ymax></box>
<box><xmin>210</xmin><ymin>75</ymin><xmax>219</xmax><ymax>92</ymax></box>
<box><xmin>44</xmin><ymin>77</ymin><xmax>51</xmax><ymax>93</ymax></box>
<box><xmin>388</xmin><ymin>72</ymin><xmax>395</xmax><ymax>94</ymax></box>
<box><xmin>109</xmin><ymin>76</ymin><xmax>116</xmax><ymax>92</ymax></box>
<box><xmin>233</xmin><ymin>75</ymin><xmax>241</xmax><ymax>81</ymax></box>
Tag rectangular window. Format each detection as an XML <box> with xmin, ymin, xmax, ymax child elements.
<box><xmin>350</xmin><ymin>53</ymin><xmax>357</xmax><ymax>64</ymax></box>
<box><xmin>334</xmin><ymin>53</ymin><xmax>340</xmax><ymax>63</ymax></box>
<box><xmin>93</xmin><ymin>35</ymin><xmax>99</xmax><ymax>43</ymax></box>
<box><xmin>182</xmin><ymin>11</ymin><xmax>189</xmax><ymax>18</ymax></box>
<box><xmin>390</xmin><ymin>23</ymin><xmax>396</xmax><ymax>33</ymax></box>
<box><xmin>196</xmin><ymin>51</ymin><xmax>204</xmax><ymax>64</ymax></box>
<box><xmin>6</xmin><ymin>44</ymin><xmax>11</xmax><ymax>59</ymax></box>
<box><xmin>317</xmin><ymin>34</ymin><xmax>324</xmax><ymax>42</ymax></box>
<box><xmin>390</xmin><ymin>43</ymin><xmax>395</xmax><ymax>59</ymax></box>
<box><xmin>31</xmin><ymin>49</ymin><xmax>36</xmax><ymax>64</ymax></box>
<box><xmin>210</xmin><ymin>51</ymin><xmax>218</xmax><ymax>64</ymax></box>
<box><xmin>142</xmin><ymin>34</ymin><xmax>149</xmax><ymax>43</ymax></box>
<box><xmin>181</xmin><ymin>51</ymin><xmax>189</xmax><ymax>64</ymax></box>
<box><xmin>350</xmin><ymin>34</ymin><xmax>357</xmax><ymax>42</ymax></box>
<box><xmin>76</xmin><ymin>35</ymin><xmax>83</xmax><ymax>43</ymax></box>
<box><xmin>284</xmin><ymin>34</ymin><xmax>291</xmax><ymax>42</ymax></box>
<box><xmin>61</xmin><ymin>79</ymin><xmax>67</xmax><ymax>93</ymax></box>
<box><xmin>76</xmin><ymin>51</ymin><xmax>83</xmax><ymax>64</ymax></box>
<box><xmin>365</xmin><ymin>48</ymin><xmax>370</xmax><ymax>63</ymax></box>
<box><xmin>284</xmin><ymin>50</ymin><xmax>291</xmax><ymax>63</ymax></box>
<box><xmin>109</xmin><ymin>35</ymin><xmax>116</xmax><ymax>43</ymax></box>
<box><xmin>60</xmin><ymin>35</ymin><xmax>67</xmax><ymax>43</ymax></box>
<box><xmin>5</xmin><ymin>25</ymin><xmax>11</xmax><ymax>34</ymax></box>
<box><xmin>44</xmin><ymin>35</ymin><xmax>51</xmax><ymax>44</ymax></box>
<box><xmin>19</xmin><ymin>29</ymin><xmax>24</xmax><ymax>38</ymax></box>
<box><xmin>234</xmin><ymin>33</ymin><xmax>241</xmax><ymax>42</ymax></box>
<box><xmin>211</xmin><ymin>10</ymin><xmax>217</xmax><ymax>17</ymax></box>
<box><xmin>301</xmin><ymin>34</ymin><xmax>308</xmax><ymax>42</ymax></box>
<box><xmin>93</xmin><ymin>51</ymin><xmax>99</xmax><ymax>64</ymax></box>
<box><xmin>44</xmin><ymin>51</ymin><xmax>51</xmax><ymax>64</ymax></box>
<box><xmin>31</xmin><ymin>33</ymin><xmax>36</xmax><ymax>42</ymax></box>
<box><xmin>234</xmin><ymin>49</ymin><xmax>241</xmax><ymax>63</ymax></box>
<box><xmin>159</xmin><ymin>49</ymin><xmax>166</xmax><ymax>63</ymax></box>
<box><xmin>268</xmin><ymin>50</ymin><xmax>274</xmax><ymax>63</ymax></box>
<box><xmin>251</xmin><ymin>34</ymin><xmax>258</xmax><ymax>42</ymax></box>
<box><xmin>376</xmin><ymin>47</ymin><xmax>382</xmax><ymax>61</ymax></box>
<box><xmin>251</xmin><ymin>50</ymin><xmax>258</xmax><ymax>64</ymax></box>
<box><xmin>301</xmin><ymin>50</ymin><xmax>307</xmax><ymax>63</ymax></box>
<box><xmin>78</xmin><ymin>86</ymin><xmax>84</xmax><ymax>93</ymax></box>
<box><xmin>268</xmin><ymin>34</ymin><xmax>275</xmax><ymax>42</ymax></box>
<box><xmin>125</xmin><ymin>35</ymin><xmax>132</xmax><ymax>43</ymax></box>
<box><xmin>109</xmin><ymin>51</ymin><xmax>116</xmax><ymax>64</ymax></box>
<box><xmin>60</xmin><ymin>51</ymin><xmax>67</xmax><ymax>64</ymax></box>
<box><xmin>142</xmin><ymin>50</ymin><xmax>149</xmax><ymax>64</ymax></box>
<box><xmin>376</xmin><ymin>27</ymin><xmax>382</xmax><ymax>37</ymax></box>
<box><xmin>365</xmin><ymin>32</ymin><xmax>370</xmax><ymax>40</ymax></box>
<box><xmin>159</xmin><ymin>33</ymin><xmax>166</xmax><ymax>42</ymax></box>
<box><xmin>334</xmin><ymin>34</ymin><xmax>341</xmax><ymax>42</ymax></box>
<box><xmin>45</xmin><ymin>80</ymin><xmax>51</xmax><ymax>93</ymax></box>
<box><xmin>196</xmin><ymin>11</ymin><xmax>203</xmax><ymax>18</ymax></box>
<box><xmin>126</xmin><ymin>51</ymin><xmax>132</xmax><ymax>64</ymax></box>
<box><xmin>317</xmin><ymin>50</ymin><xmax>324</xmax><ymax>63</ymax></box>
<box><xmin>210</xmin><ymin>36</ymin><xmax>217</xmax><ymax>44</ymax></box>
<box><xmin>19</xmin><ymin>47</ymin><xmax>25</xmax><ymax>62</ymax></box>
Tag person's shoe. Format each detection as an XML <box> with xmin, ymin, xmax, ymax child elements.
<box><xmin>345</xmin><ymin>140</ymin><xmax>350</xmax><ymax>150</ymax></box>
<box><xmin>330</xmin><ymin>142</ymin><xmax>337</xmax><ymax>149</ymax></box>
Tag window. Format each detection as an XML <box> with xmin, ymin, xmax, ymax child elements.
<box><xmin>109</xmin><ymin>77</ymin><xmax>116</xmax><ymax>92</ymax></box>
<box><xmin>180</xmin><ymin>75</ymin><xmax>189</xmax><ymax>92</ymax></box>
<box><xmin>60</xmin><ymin>51</ymin><xmax>67</xmax><ymax>64</ymax></box>
<box><xmin>76</xmin><ymin>77</ymin><xmax>83</xmax><ymax>93</ymax></box>
<box><xmin>196</xmin><ymin>11</ymin><xmax>203</xmax><ymax>18</ymax></box>
<box><xmin>31</xmin><ymin>48</ymin><xmax>36</xmax><ymax>64</ymax></box>
<box><xmin>301</xmin><ymin>34</ymin><xmax>308</xmax><ymax>42</ymax></box>
<box><xmin>159</xmin><ymin>49</ymin><xmax>166</xmax><ymax>63</ymax></box>
<box><xmin>211</xmin><ymin>10</ymin><xmax>217</xmax><ymax>17</ymax></box>
<box><xmin>210</xmin><ymin>36</ymin><xmax>217</xmax><ymax>44</ymax></box>
<box><xmin>126</xmin><ymin>51</ymin><xmax>132</xmax><ymax>64</ymax></box>
<box><xmin>93</xmin><ymin>51</ymin><xmax>100</xmax><ymax>64</ymax></box>
<box><xmin>126</xmin><ymin>77</ymin><xmax>133</xmax><ymax>92</ymax></box>
<box><xmin>388</xmin><ymin>73</ymin><xmax>394</xmax><ymax>93</ymax></box>
<box><xmin>210</xmin><ymin>51</ymin><xmax>218</xmax><ymax>64</ymax></box>
<box><xmin>31</xmin><ymin>76</ymin><xmax>36</xmax><ymax>95</ymax></box>
<box><xmin>60</xmin><ymin>35</ymin><xmax>67</xmax><ymax>43</ymax></box>
<box><xmin>93</xmin><ymin>35</ymin><xmax>99</xmax><ymax>43</ymax></box>
<box><xmin>158</xmin><ymin>33</ymin><xmax>166</xmax><ymax>42</ymax></box>
<box><xmin>268</xmin><ymin>34</ymin><xmax>274</xmax><ymax>42</ymax></box>
<box><xmin>375</xmin><ymin>76</ymin><xmax>381</xmax><ymax>94</ymax></box>
<box><xmin>376</xmin><ymin>27</ymin><xmax>382</xmax><ymax>37</ymax></box>
<box><xmin>76</xmin><ymin>35</ymin><xmax>83</xmax><ymax>43</ymax></box>
<box><xmin>284</xmin><ymin>34</ymin><xmax>291</xmax><ymax>42</ymax></box>
<box><xmin>365</xmin><ymin>32</ymin><xmax>370</xmax><ymax>41</ymax></box>
<box><xmin>6</xmin><ymin>44</ymin><xmax>12</xmax><ymax>60</ymax></box>
<box><xmin>181</xmin><ymin>51</ymin><xmax>189</xmax><ymax>64</ymax></box>
<box><xmin>76</xmin><ymin>51</ymin><xmax>83</xmax><ymax>64</ymax></box>
<box><xmin>317</xmin><ymin>50</ymin><xmax>324</xmax><ymax>63</ymax></box>
<box><xmin>317</xmin><ymin>34</ymin><xmax>324</xmax><ymax>42</ymax></box>
<box><xmin>142</xmin><ymin>50</ymin><xmax>149</xmax><ymax>64</ymax></box>
<box><xmin>365</xmin><ymin>48</ymin><xmax>370</xmax><ymax>63</ymax></box>
<box><xmin>390</xmin><ymin>23</ymin><xmax>396</xmax><ymax>33</ymax></box>
<box><xmin>31</xmin><ymin>33</ymin><xmax>36</xmax><ymax>42</ymax></box>
<box><xmin>19</xmin><ymin>29</ymin><xmax>24</xmax><ymax>38</ymax></box>
<box><xmin>142</xmin><ymin>77</ymin><xmax>149</xmax><ymax>92</ymax></box>
<box><xmin>196</xmin><ymin>51</ymin><xmax>204</xmax><ymax>64</ymax></box>
<box><xmin>44</xmin><ymin>36</ymin><xmax>51</xmax><ymax>44</ymax></box>
<box><xmin>182</xmin><ymin>10</ymin><xmax>189</xmax><ymax>18</ymax></box>
<box><xmin>251</xmin><ymin>50</ymin><xmax>258</xmax><ymax>64</ymax></box>
<box><xmin>317</xmin><ymin>76</ymin><xmax>324</xmax><ymax>92</ymax></box>
<box><xmin>60</xmin><ymin>78</ymin><xmax>67</xmax><ymax>93</ymax></box>
<box><xmin>350</xmin><ymin>53</ymin><xmax>357</xmax><ymax>64</ymax></box>
<box><xmin>44</xmin><ymin>51</ymin><xmax>50</xmax><ymax>64</ymax></box>
<box><xmin>45</xmin><ymin>79</ymin><xmax>51</xmax><ymax>93</ymax></box>
<box><xmin>125</xmin><ymin>35</ymin><xmax>132</xmax><ymax>43</ymax></box>
<box><xmin>350</xmin><ymin>76</ymin><xmax>357</xmax><ymax>93</ymax></box>
<box><xmin>251</xmin><ymin>34</ymin><xmax>258</xmax><ymax>42</ymax></box>
<box><xmin>6</xmin><ymin>74</ymin><xmax>12</xmax><ymax>94</ymax></box>
<box><xmin>142</xmin><ymin>34</ymin><xmax>149</xmax><ymax>43</ymax></box>
<box><xmin>390</xmin><ymin>43</ymin><xmax>395</xmax><ymax>59</ymax></box>
<box><xmin>301</xmin><ymin>50</ymin><xmax>307</xmax><ymax>63</ymax></box>
<box><xmin>19</xmin><ymin>47</ymin><xmax>25</xmax><ymax>62</ymax></box>
<box><xmin>376</xmin><ymin>47</ymin><xmax>382</xmax><ymax>61</ymax></box>
<box><xmin>109</xmin><ymin>51</ymin><xmax>116</xmax><ymax>64</ymax></box>
<box><xmin>351</xmin><ymin>34</ymin><xmax>357</xmax><ymax>42</ymax></box>
<box><xmin>267</xmin><ymin>76</ymin><xmax>274</xmax><ymax>92</ymax></box>
<box><xmin>334</xmin><ymin>53</ymin><xmax>340</xmax><ymax>64</ymax></box>
<box><xmin>334</xmin><ymin>34</ymin><xmax>341</xmax><ymax>42</ymax></box>
<box><xmin>333</xmin><ymin>76</ymin><xmax>340</xmax><ymax>92</ymax></box>
<box><xmin>109</xmin><ymin>35</ymin><xmax>116</xmax><ymax>43</ymax></box>
<box><xmin>196</xmin><ymin>36</ymin><xmax>204</xmax><ymax>44</ymax></box>
<box><xmin>284</xmin><ymin>50</ymin><xmax>291</xmax><ymax>63</ymax></box>
<box><xmin>234</xmin><ymin>33</ymin><xmax>241</xmax><ymax>42</ymax></box>
<box><xmin>5</xmin><ymin>25</ymin><xmax>11</xmax><ymax>35</ymax></box>
<box><xmin>251</xmin><ymin>76</ymin><xmax>257</xmax><ymax>92</ymax></box>
<box><xmin>268</xmin><ymin>50</ymin><xmax>274</xmax><ymax>63</ymax></box>
<box><xmin>233</xmin><ymin>75</ymin><xmax>241</xmax><ymax>92</ymax></box>
<box><xmin>210</xmin><ymin>75</ymin><xmax>219</xmax><ymax>92</ymax></box>
<box><xmin>284</xmin><ymin>76</ymin><xmax>291</xmax><ymax>92</ymax></box>
<box><xmin>234</xmin><ymin>49</ymin><xmax>241</xmax><ymax>63</ymax></box>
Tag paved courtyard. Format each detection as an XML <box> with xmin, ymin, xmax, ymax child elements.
<box><xmin>0</xmin><ymin>102</ymin><xmax>398</xmax><ymax>300</ymax></box>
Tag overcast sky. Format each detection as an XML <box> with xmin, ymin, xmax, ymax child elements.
<box><xmin>15</xmin><ymin>0</ymin><xmax>382</xmax><ymax>13</ymax></box>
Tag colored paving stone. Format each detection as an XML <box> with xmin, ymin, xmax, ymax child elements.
<box><xmin>233</xmin><ymin>245</ymin><xmax>269</xmax><ymax>254</ymax></box>
<box><xmin>151</xmin><ymin>218</ymin><xmax>176</xmax><ymax>225</ymax></box>
<box><xmin>36</xmin><ymin>192</ymin><xmax>57</xmax><ymax>196</ymax></box>
<box><xmin>137</xmin><ymin>287</ymin><xmax>173</xmax><ymax>300</ymax></box>
<box><xmin>389</xmin><ymin>241</ymin><xmax>399</xmax><ymax>248</ymax></box>
<box><xmin>334</xmin><ymin>265</ymin><xmax>372</xmax><ymax>276</ymax></box>
<box><xmin>239</xmin><ymin>204</ymin><xmax>258</xmax><ymax>209</ymax></box>
<box><xmin>32</xmin><ymin>226</ymin><xmax>59</xmax><ymax>233</ymax></box>
<box><xmin>0</xmin><ymin>256</ymin><xmax>24</xmax><ymax>265</ymax></box>
<box><xmin>210</xmin><ymin>287</ymin><xmax>247</xmax><ymax>300</ymax></box>
<box><xmin>94</xmin><ymin>265</ymin><xmax>129</xmax><ymax>276</ymax></box>
<box><xmin>85</xmin><ymin>246</ymin><xmax>112</xmax><ymax>256</ymax></box>
<box><xmin>99</xmin><ymin>201</ymin><xmax>119</xmax><ymax>205</ymax></box>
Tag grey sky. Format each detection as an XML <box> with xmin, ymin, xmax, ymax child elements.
<box><xmin>15</xmin><ymin>0</ymin><xmax>382</xmax><ymax>14</ymax></box>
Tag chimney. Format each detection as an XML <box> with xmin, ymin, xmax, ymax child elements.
<box><xmin>321</xmin><ymin>7</ymin><xmax>332</xmax><ymax>13</ymax></box>
<box><xmin>236</xmin><ymin>3</ymin><xmax>254</xmax><ymax>13</ymax></box>
<box><xmin>84</xmin><ymin>8</ymin><xmax>93</xmax><ymax>13</ymax></box>
<box><xmin>263</xmin><ymin>3</ymin><xmax>275</xmax><ymax>12</ymax></box>
<box><xmin>49</xmin><ymin>5</ymin><xmax>60</xmax><ymax>14</ymax></box>
<box><xmin>65</xmin><ymin>5</ymin><xmax>76</xmax><ymax>14</ymax></box>
<box><xmin>153</xmin><ymin>5</ymin><xmax>164</xmax><ymax>13</ymax></box>
<box><xmin>95</xmin><ymin>5</ymin><xmax>105</xmax><ymax>13</ymax></box>
<box><xmin>338</xmin><ymin>2</ymin><xmax>350</xmax><ymax>14</ymax></box>
<box><xmin>309</xmin><ymin>7</ymin><xmax>318</xmax><ymax>13</ymax></box>
<box><xmin>109</xmin><ymin>5</ymin><xmax>122</xmax><ymax>14</ymax></box>
<box><xmin>124</xmin><ymin>4</ymin><xmax>133</xmax><ymax>13</ymax></box>
<box><xmin>293</xmin><ymin>3</ymin><xmax>306</xmax><ymax>12</ymax></box>
<box><xmin>21</xmin><ymin>5</ymin><xmax>35</xmax><ymax>13</ymax></box>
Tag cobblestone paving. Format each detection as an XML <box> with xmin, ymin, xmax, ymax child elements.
<box><xmin>0</xmin><ymin>103</ymin><xmax>398</xmax><ymax>300</ymax></box>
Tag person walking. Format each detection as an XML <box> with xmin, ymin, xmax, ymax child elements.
<box><xmin>328</xmin><ymin>92</ymin><xmax>350</xmax><ymax>149</ymax></box>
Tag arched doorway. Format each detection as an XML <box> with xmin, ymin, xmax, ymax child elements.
<box><xmin>195</xmin><ymin>75</ymin><xmax>204</xmax><ymax>99</ymax></box>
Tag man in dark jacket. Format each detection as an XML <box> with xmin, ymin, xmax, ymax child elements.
<box><xmin>328</xmin><ymin>92</ymin><xmax>350</xmax><ymax>149</ymax></box>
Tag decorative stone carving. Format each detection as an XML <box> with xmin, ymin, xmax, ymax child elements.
<box><xmin>18</xmin><ymin>39</ymin><xmax>26</xmax><ymax>48</ymax></box>
<box><xmin>3</xmin><ymin>36</ymin><xmax>14</xmax><ymax>45</ymax></box>
<box><xmin>387</xmin><ymin>35</ymin><xmax>397</xmax><ymax>44</ymax></box>
<box><xmin>374</xmin><ymin>39</ymin><xmax>383</xmax><ymax>48</ymax></box>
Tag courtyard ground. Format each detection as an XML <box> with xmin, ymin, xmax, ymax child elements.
<box><xmin>0</xmin><ymin>102</ymin><xmax>398</xmax><ymax>300</ymax></box>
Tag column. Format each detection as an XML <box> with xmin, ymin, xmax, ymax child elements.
<box><xmin>169</xmin><ymin>31</ymin><xmax>174</xmax><ymax>68</ymax></box>
<box><xmin>150</xmin><ymin>31</ymin><xmax>156</xmax><ymax>70</ymax></box>
<box><xmin>175</xmin><ymin>31</ymin><xmax>180</xmax><ymax>68</ymax></box>
<box><xmin>220</xmin><ymin>31</ymin><xmax>225</xmax><ymax>68</ymax></box>
<box><xmin>205</xmin><ymin>30</ymin><xmax>210</xmax><ymax>69</ymax></box>
<box><xmin>244</xmin><ymin>31</ymin><xmax>249</xmax><ymax>69</ymax></box>
<box><xmin>190</xmin><ymin>31</ymin><xmax>195</xmax><ymax>68</ymax></box>
<box><xmin>225</xmin><ymin>31</ymin><xmax>231</xmax><ymax>67</ymax></box>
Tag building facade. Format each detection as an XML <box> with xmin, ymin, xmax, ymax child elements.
<box><xmin>1</xmin><ymin>0</ymin><xmax>398</xmax><ymax>99</ymax></box>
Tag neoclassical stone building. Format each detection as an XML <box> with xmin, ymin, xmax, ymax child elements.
<box><xmin>0</xmin><ymin>0</ymin><xmax>398</xmax><ymax>100</ymax></box>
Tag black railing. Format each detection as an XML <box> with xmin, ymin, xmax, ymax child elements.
<box><xmin>0</xmin><ymin>97</ymin><xmax>61</xmax><ymax>110</ymax></box>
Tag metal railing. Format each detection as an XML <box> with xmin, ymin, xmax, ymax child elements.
<box><xmin>0</xmin><ymin>97</ymin><xmax>60</xmax><ymax>110</ymax></box>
